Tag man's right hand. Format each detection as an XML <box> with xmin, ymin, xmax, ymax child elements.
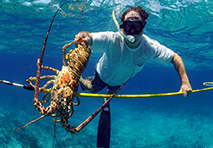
<box><xmin>75</xmin><ymin>31</ymin><xmax>92</xmax><ymax>45</ymax></box>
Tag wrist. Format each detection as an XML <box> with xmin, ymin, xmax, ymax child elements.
<box><xmin>181</xmin><ymin>79</ymin><xmax>190</xmax><ymax>85</ymax></box>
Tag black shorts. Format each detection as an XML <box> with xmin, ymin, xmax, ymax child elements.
<box><xmin>86</xmin><ymin>71</ymin><xmax>121</xmax><ymax>93</ymax></box>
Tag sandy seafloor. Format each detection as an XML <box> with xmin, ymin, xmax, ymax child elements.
<box><xmin>0</xmin><ymin>53</ymin><xmax>213</xmax><ymax>148</ymax></box>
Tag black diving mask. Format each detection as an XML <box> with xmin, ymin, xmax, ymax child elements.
<box><xmin>120</xmin><ymin>17</ymin><xmax>146</xmax><ymax>35</ymax></box>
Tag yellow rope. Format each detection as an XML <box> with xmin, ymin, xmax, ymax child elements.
<box><xmin>43</xmin><ymin>86</ymin><xmax>213</xmax><ymax>98</ymax></box>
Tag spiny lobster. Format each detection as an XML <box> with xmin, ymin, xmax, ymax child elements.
<box><xmin>25</xmin><ymin>38</ymin><xmax>91</xmax><ymax>134</ymax></box>
<box><xmin>11</xmin><ymin>2</ymin><xmax>91</xmax><ymax>134</ymax></box>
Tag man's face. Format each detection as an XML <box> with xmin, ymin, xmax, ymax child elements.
<box><xmin>120</xmin><ymin>11</ymin><xmax>146</xmax><ymax>45</ymax></box>
<box><xmin>123</xmin><ymin>11</ymin><xmax>144</xmax><ymax>43</ymax></box>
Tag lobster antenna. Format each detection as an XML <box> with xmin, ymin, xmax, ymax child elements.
<box><xmin>34</xmin><ymin>1</ymin><xmax>69</xmax><ymax>106</ymax></box>
<box><xmin>10</xmin><ymin>115</ymin><xmax>46</xmax><ymax>132</ymax></box>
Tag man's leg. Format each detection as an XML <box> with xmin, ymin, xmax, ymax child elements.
<box><xmin>80</xmin><ymin>72</ymin><xmax>118</xmax><ymax>147</ymax></box>
<box><xmin>97</xmin><ymin>89</ymin><xmax>115</xmax><ymax>148</ymax></box>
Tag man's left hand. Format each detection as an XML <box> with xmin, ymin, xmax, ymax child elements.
<box><xmin>179</xmin><ymin>83</ymin><xmax>192</xmax><ymax>97</ymax></box>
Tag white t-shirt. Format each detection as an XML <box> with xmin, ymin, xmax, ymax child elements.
<box><xmin>91</xmin><ymin>31</ymin><xmax>174</xmax><ymax>86</ymax></box>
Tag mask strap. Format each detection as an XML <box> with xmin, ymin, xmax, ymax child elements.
<box><xmin>112</xmin><ymin>10</ymin><xmax>135</xmax><ymax>43</ymax></box>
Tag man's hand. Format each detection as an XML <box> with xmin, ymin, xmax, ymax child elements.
<box><xmin>75</xmin><ymin>31</ymin><xmax>92</xmax><ymax>45</ymax></box>
<box><xmin>179</xmin><ymin>83</ymin><xmax>192</xmax><ymax>97</ymax></box>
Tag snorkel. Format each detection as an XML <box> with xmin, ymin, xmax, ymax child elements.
<box><xmin>112</xmin><ymin>10</ymin><xmax>135</xmax><ymax>43</ymax></box>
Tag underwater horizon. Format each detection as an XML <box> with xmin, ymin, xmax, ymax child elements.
<box><xmin>1</xmin><ymin>0</ymin><xmax>213</xmax><ymax>147</ymax></box>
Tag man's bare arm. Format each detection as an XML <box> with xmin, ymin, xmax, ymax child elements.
<box><xmin>171</xmin><ymin>53</ymin><xmax>192</xmax><ymax>97</ymax></box>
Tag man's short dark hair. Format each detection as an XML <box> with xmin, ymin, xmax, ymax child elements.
<box><xmin>120</xmin><ymin>6</ymin><xmax>149</xmax><ymax>22</ymax></box>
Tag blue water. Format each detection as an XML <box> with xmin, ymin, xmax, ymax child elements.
<box><xmin>1</xmin><ymin>0</ymin><xmax>213</xmax><ymax>147</ymax></box>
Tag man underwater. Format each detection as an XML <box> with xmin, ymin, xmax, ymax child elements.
<box><xmin>75</xmin><ymin>6</ymin><xmax>192</xmax><ymax>148</ymax></box>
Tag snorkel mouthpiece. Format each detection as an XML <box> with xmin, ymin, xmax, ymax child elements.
<box><xmin>112</xmin><ymin>10</ymin><xmax>135</xmax><ymax>43</ymax></box>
